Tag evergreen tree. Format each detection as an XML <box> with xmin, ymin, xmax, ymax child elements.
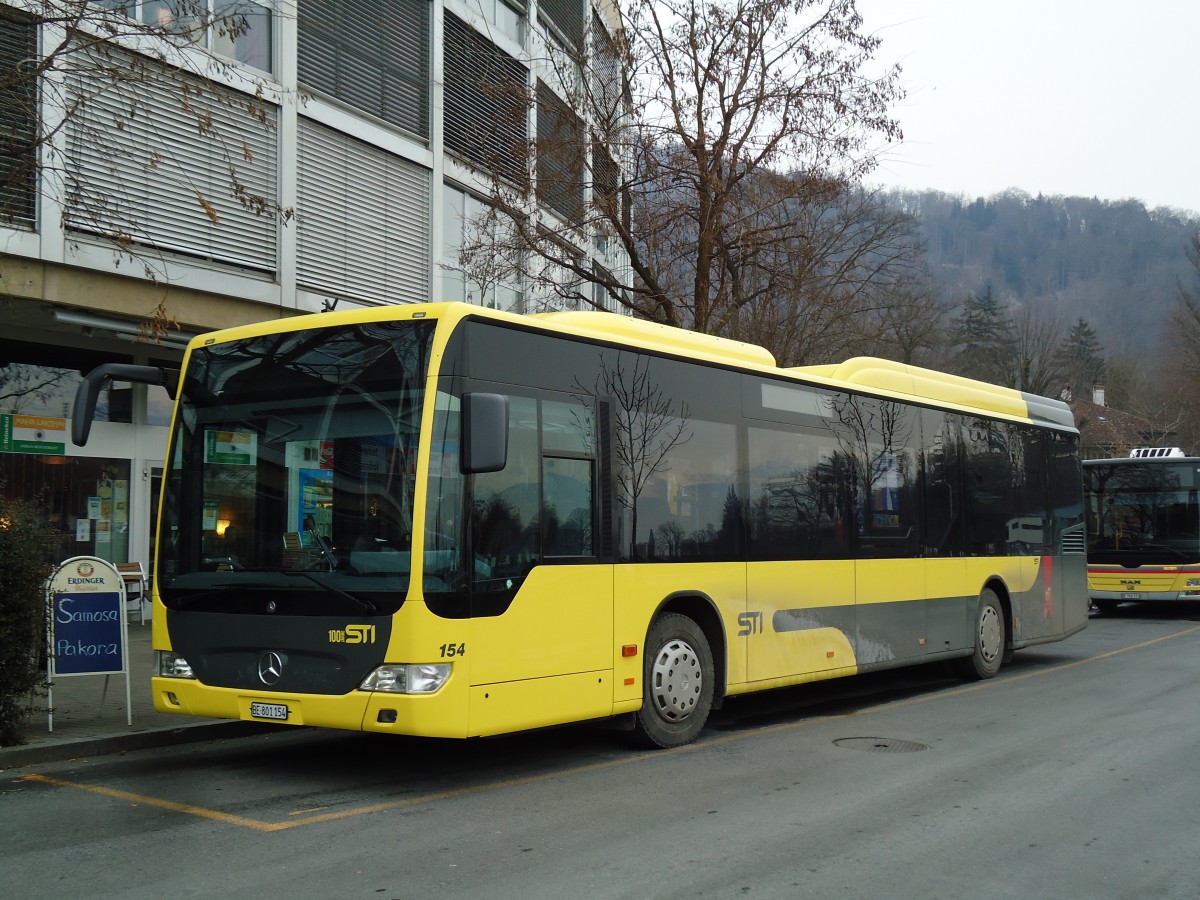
<box><xmin>950</xmin><ymin>286</ymin><xmax>1015</xmax><ymax>385</ymax></box>
<box><xmin>1057</xmin><ymin>317</ymin><xmax>1106</xmax><ymax>402</ymax></box>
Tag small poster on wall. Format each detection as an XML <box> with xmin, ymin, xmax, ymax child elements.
<box><xmin>203</xmin><ymin>500</ymin><xmax>219</xmax><ymax>531</ymax></box>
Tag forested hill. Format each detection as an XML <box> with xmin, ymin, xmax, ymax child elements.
<box><xmin>887</xmin><ymin>189</ymin><xmax>1200</xmax><ymax>355</ymax></box>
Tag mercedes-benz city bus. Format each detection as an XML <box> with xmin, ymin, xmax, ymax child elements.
<box><xmin>73</xmin><ymin>303</ymin><xmax>1088</xmax><ymax>748</ymax></box>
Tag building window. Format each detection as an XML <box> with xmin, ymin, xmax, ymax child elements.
<box><xmin>591</xmin><ymin>137</ymin><xmax>619</xmax><ymax>219</ymax></box>
<box><xmin>297</xmin><ymin>118</ymin><xmax>431</xmax><ymax>306</ymax></box>
<box><xmin>443</xmin><ymin>13</ymin><xmax>529</xmax><ymax>185</ymax></box>
<box><xmin>65</xmin><ymin>47</ymin><xmax>280</xmax><ymax>273</ymax></box>
<box><xmin>536</xmin><ymin>80</ymin><xmax>584</xmax><ymax>225</ymax></box>
<box><xmin>0</xmin><ymin>453</ymin><xmax>134</xmax><ymax>566</ymax></box>
<box><xmin>538</xmin><ymin>0</ymin><xmax>583</xmax><ymax>51</ymax></box>
<box><xmin>91</xmin><ymin>0</ymin><xmax>273</xmax><ymax>72</ymax></box>
<box><xmin>209</xmin><ymin>1</ymin><xmax>272</xmax><ymax>72</ymax></box>
<box><xmin>526</xmin><ymin>242</ymin><xmax>582</xmax><ymax>311</ymax></box>
<box><xmin>589</xmin><ymin>12</ymin><xmax>624</xmax><ymax>131</ymax></box>
<box><xmin>0</xmin><ymin>10</ymin><xmax>37</xmax><ymax>226</ymax></box>
<box><xmin>458</xmin><ymin>0</ymin><xmax>524</xmax><ymax>46</ymax></box>
<box><xmin>592</xmin><ymin>261</ymin><xmax>624</xmax><ymax>313</ymax></box>
<box><xmin>0</xmin><ymin>339</ymin><xmax>134</xmax><ymax>424</ymax></box>
<box><xmin>298</xmin><ymin>0</ymin><xmax>430</xmax><ymax>140</ymax></box>
<box><xmin>441</xmin><ymin>183</ymin><xmax>523</xmax><ymax>311</ymax></box>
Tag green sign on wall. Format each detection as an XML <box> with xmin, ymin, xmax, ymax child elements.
<box><xmin>0</xmin><ymin>414</ymin><xmax>67</xmax><ymax>454</ymax></box>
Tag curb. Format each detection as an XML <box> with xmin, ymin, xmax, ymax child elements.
<box><xmin>0</xmin><ymin>721</ymin><xmax>291</xmax><ymax>770</ymax></box>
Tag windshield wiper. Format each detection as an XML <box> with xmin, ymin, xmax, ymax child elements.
<box><xmin>1144</xmin><ymin>542</ymin><xmax>1191</xmax><ymax>562</ymax></box>
<box><xmin>294</xmin><ymin>572</ymin><xmax>377</xmax><ymax>613</ymax></box>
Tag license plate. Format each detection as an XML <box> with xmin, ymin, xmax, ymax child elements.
<box><xmin>1120</xmin><ymin>592</ymin><xmax>1141</xmax><ymax>600</ymax></box>
<box><xmin>250</xmin><ymin>701</ymin><xmax>289</xmax><ymax>721</ymax></box>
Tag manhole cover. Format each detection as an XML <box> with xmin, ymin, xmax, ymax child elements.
<box><xmin>834</xmin><ymin>737</ymin><xmax>929</xmax><ymax>753</ymax></box>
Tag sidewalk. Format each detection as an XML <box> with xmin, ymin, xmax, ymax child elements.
<box><xmin>1</xmin><ymin>617</ymin><xmax>280</xmax><ymax>770</ymax></box>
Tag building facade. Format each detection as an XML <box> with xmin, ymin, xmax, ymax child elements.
<box><xmin>0</xmin><ymin>0</ymin><xmax>628</xmax><ymax>576</ymax></box>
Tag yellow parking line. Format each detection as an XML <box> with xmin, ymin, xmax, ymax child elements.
<box><xmin>22</xmin><ymin>755</ymin><xmax>649</xmax><ymax>832</ymax></box>
<box><xmin>20</xmin><ymin>773</ymin><xmax>281</xmax><ymax>832</ymax></box>
<box><xmin>23</xmin><ymin>624</ymin><xmax>1200</xmax><ymax>831</ymax></box>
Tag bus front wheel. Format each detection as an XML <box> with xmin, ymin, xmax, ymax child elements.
<box><xmin>956</xmin><ymin>588</ymin><xmax>1006</xmax><ymax>680</ymax></box>
<box><xmin>632</xmin><ymin>614</ymin><xmax>715</xmax><ymax>749</ymax></box>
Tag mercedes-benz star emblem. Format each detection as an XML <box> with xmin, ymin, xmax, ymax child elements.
<box><xmin>257</xmin><ymin>651</ymin><xmax>284</xmax><ymax>686</ymax></box>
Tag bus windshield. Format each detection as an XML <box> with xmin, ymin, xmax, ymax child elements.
<box><xmin>1085</xmin><ymin>461</ymin><xmax>1200</xmax><ymax>565</ymax></box>
<box><xmin>158</xmin><ymin>320</ymin><xmax>436</xmax><ymax>615</ymax></box>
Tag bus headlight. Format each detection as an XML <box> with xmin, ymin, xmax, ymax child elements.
<box><xmin>1188</xmin><ymin>579</ymin><xmax>1200</xmax><ymax>587</ymax></box>
<box><xmin>360</xmin><ymin>664</ymin><xmax>451</xmax><ymax>694</ymax></box>
<box><xmin>156</xmin><ymin>651</ymin><xmax>195</xmax><ymax>679</ymax></box>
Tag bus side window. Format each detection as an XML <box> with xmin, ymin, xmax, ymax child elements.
<box><xmin>542</xmin><ymin>457</ymin><xmax>594</xmax><ymax>557</ymax></box>
<box><xmin>472</xmin><ymin>395</ymin><xmax>540</xmax><ymax>589</ymax></box>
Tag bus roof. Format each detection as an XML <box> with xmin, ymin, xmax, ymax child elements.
<box><xmin>532</xmin><ymin>310</ymin><xmax>1074</xmax><ymax>431</ymax></box>
<box><xmin>182</xmin><ymin>301</ymin><xmax>1077</xmax><ymax>432</ymax></box>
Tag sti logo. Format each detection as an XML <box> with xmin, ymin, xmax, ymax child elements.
<box><xmin>328</xmin><ymin>625</ymin><xmax>376</xmax><ymax>644</ymax></box>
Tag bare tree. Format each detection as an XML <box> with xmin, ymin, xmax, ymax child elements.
<box><xmin>1153</xmin><ymin>239</ymin><xmax>1200</xmax><ymax>451</ymax></box>
<box><xmin>866</xmin><ymin>282</ymin><xmax>947</xmax><ymax>366</ymax></box>
<box><xmin>462</xmin><ymin>0</ymin><xmax>905</xmax><ymax>339</ymax></box>
<box><xmin>1099</xmin><ymin>353</ymin><xmax>1190</xmax><ymax>452</ymax></box>
<box><xmin>720</xmin><ymin>186</ymin><xmax>934</xmax><ymax>365</ymax></box>
<box><xmin>1001</xmin><ymin>305</ymin><xmax>1066</xmax><ymax>396</ymax></box>
<box><xmin>1</xmin><ymin>1</ymin><xmax>288</xmax><ymax>283</ymax></box>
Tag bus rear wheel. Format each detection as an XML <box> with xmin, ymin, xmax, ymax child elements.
<box><xmin>632</xmin><ymin>614</ymin><xmax>715</xmax><ymax>749</ymax></box>
<box><xmin>956</xmin><ymin>588</ymin><xmax>1005</xmax><ymax>680</ymax></box>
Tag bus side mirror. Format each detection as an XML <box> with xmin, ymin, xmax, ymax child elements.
<box><xmin>461</xmin><ymin>392</ymin><xmax>508</xmax><ymax>474</ymax></box>
<box><xmin>72</xmin><ymin>363</ymin><xmax>180</xmax><ymax>446</ymax></box>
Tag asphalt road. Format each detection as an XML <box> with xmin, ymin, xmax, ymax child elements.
<box><xmin>4</xmin><ymin>605</ymin><xmax>1199</xmax><ymax>900</ymax></box>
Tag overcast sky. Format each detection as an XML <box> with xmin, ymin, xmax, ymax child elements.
<box><xmin>855</xmin><ymin>1</ymin><xmax>1200</xmax><ymax>214</ymax></box>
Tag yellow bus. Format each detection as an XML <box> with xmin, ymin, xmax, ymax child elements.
<box><xmin>1084</xmin><ymin>449</ymin><xmax>1200</xmax><ymax>613</ymax></box>
<box><xmin>74</xmin><ymin>303</ymin><xmax>1088</xmax><ymax>748</ymax></box>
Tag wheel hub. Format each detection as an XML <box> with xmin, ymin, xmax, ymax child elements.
<box><xmin>979</xmin><ymin>605</ymin><xmax>1002</xmax><ymax>662</ymax></box>
<box><xmin>650</xmin><ymin>638</ymin><xmax>702</xmax><ymax>722</ymax></box>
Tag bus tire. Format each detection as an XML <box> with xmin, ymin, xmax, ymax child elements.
<box><xmin>632</xmin><ymin>614</ymin><xmax>715</xmax><ymax>749</ymax></box>
<box><xmin>956</xmin><ymin>588</ymin><xmax>1005</xmax><ymax>680</ymax></box>
<box><xmin>1093</xmin><ymin>599</ymin><xmax>1119</xmax><ymax>615</ymax></box>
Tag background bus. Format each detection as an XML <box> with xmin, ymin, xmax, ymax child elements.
<box><xmin>74</xmin><ymin>303</ymin><xmax>1088</xmax><ymax>748</ymax></box>
<box><xmin>1083</xmin><ymin>449</ymin><xmax>1200</xmax><ymax>614</ymax></box>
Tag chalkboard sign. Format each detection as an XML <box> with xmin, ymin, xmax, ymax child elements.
<box><xmin>46</xmin><ymin>556</ymin><xmax>127</xmax><ymax>678</ymax></box>
<box><xmin>51</xmin><ymin>591</ymin><xmax>124</xmax><ymax>675</ymax></box>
